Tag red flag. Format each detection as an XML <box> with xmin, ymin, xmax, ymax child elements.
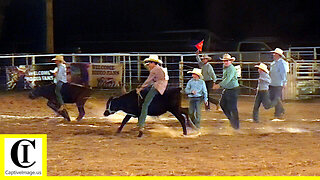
<box><xmin>195</xmin><ymin>40</ymin><xmax>204</xmax><ymax>52</ymax></box>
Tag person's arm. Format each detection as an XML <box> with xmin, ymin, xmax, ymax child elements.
<box><xmin>137</xmin><ymin>70</ymin><xmax>156</xmax><ymax>91</ymax></box>
<box><xmin>195</xmin><ymin>51</ymin><xmax>204</xmax><ymax>68</ymax></box>
<box><xmin>50</xmin><ymin>67</ymin><xmax>58</xmax><ymax>75</ymax></box>
<box><xmin>279</xmin><ymin>62</ymin><xmax>287</xmax><ymax>85</ymax></box>
<box><xmin>259</xmin><ymin>72</ymin><xmax>271</xmax><ymax>84</ymax></box>
<box><xmin>184</xmin><ymin>80</ymin><xmax>192</xmax><ymax>94</ymax></box>
<box><xmin>202</xmin><ymin>80</ymin><xmax>208</xmax><ymax>102</ymax></box>
<box><xmin>208</xmin><ymin>65</ymin><xmax>217</xmax><ymax>82</ymax></box>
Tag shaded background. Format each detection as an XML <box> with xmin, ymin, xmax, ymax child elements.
<box><xmin>0</xmin><ymin>0</ymin><xmax>319</xmax><ymax>53</ymax></box>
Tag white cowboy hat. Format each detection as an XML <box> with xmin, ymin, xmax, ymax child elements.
<box><xmin>17</xmin><ymin>65</ymin><xmax>27</xmax><ymax>73</ymax></box>
<box><xmin>271</xmin><ymin>48</ymin><xmax>285</xmax><ymax>58</ymax></box>
<box><xmin>143</xmin><ymin>55</ymin><xmax>163</xmax><ymax>64</ymax></box>
<box><xmin>51</xmin><ymin>55</ymin><xmax>66</xmax><ymax>63</ymax></box>
<box><xmin>187</xmin><ymin>68</ymin><xmax>203</xmax><ymax>79</ymax></box>
<box><xmin>255</xmin><ymin>63</ymin><xmax>269</xmax><ymax>74</ymax></box>
<box><xmin>200</xmin><ymin>54</ymin><xmax>212</xmax><ymax>60</ymax></box>
<box><xmin>220</xmin><ymin>53</ymin><xmax>236</xmax><ymax>61</ymax></box>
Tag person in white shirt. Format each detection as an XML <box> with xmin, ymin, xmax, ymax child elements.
<box><xmin>51</xmin><ymin>55</ymin><xmax>68</xmax><ymax>111</ymax></box>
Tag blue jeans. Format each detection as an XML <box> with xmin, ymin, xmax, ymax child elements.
<box><xmin>55</xmin><ymin>81</ymin><xmax>64</xmax><ymax>106</ymax></box>
<box><xmin>252</xmin><ymin>90</ymin><xmax>279</xmax><ymax>122</ymax></box>
<box><xmin>188</xmin><ymin>97</ymin><xmax>201</xmax><ymax>128</ymax></box>
<box><xmin>220</xmin><ymin>87</ymin><xmax>240</xmax><ymax>129</ymax></box>
<box><xmin>269</xmin><ymin>86</ymin><xmax>285</xmax><ymax>117</ymax></box>
<box><xmin>138</xmin><ymin>87</ymin><xmax>159</xmax><ymax>128</ymax></box>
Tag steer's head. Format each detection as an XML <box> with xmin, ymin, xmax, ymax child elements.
<box><xmin>104</xmin><ymin>97</ymin><xmax>116</xmax><ymax>116</ymax></box>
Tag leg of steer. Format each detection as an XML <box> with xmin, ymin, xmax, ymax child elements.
<box><xmin>76</xmin><ymin>101</ymin><xmax>86</xmax><ymax>122</ymax></box>
<box><xmin>76</xmin><ymin>105</ymin><xmax>85</xmax><ymax>122</ymax></box>
<box><xmin>170</xmin><ymin>110</ymin><xmax>187</xmax><ymax>135</ymax></box>
<box><xmin>47</xmin><ymin>101</ymin><xmax>70</xmax><ymax>121</ymax></box>
<box><xmin>47</xmin><ymin>101</ymin><xmax>59</xmax><ymax>114</ymax></box>
<box><xmin>60</xmin><ymin>109</ymin><xmax>71</xmax><ymax>121</ymax></box>
<box><xmin>117</xmin><ymin>115</ymin><xmax>132</xmax><ymax>133</ymax></box>
<box><xmin>180</xmin><ymin>107</ymin><xmax>197</xmax><ymax>129</ymax></box>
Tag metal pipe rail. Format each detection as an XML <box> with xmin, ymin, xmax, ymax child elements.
<box><xmin>1</xmin><ymin>49</ymin><xmax>320</xmax><ymax>99</ymax></box>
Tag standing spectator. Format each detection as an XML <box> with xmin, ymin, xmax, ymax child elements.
<box><xmin>136</xmin><ymin>55</ymin><xmax>168</xmax><ymax>135</ymax></box>
<box><xmin>185</xmin><ymin>68</ymin><xmax>208</xmax><ymax>129</ymax></box>
<box><xmin>252</xmin><ymin>63</ymin><xmax>280</xmax><ymax>122</ymax></box>
<box><xmin>269</xmin><ymin>48</ymin><xmax>287</xmax><ymax>119</ymax></box>
<box><xmin>52</xmin><ymin>55</ymin><xmax>68</xmax><ymax>111</ymax></box>
<box><xmin>213</xmin><ymin>54</ymin><xmax>240</xmax><ymax>129</ymax></box>
<box><xmin>195</xmin><ymin>50</ymin><xmax>219</xmax><ymax>111</ymax></box>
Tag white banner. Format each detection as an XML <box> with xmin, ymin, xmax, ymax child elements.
<box><xmin>89</xmin><ymin>63</ymin><xmax>123</xmax><ymax>88</ymax></box>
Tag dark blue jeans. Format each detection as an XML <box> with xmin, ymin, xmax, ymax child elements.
<box><xmin>269</xmin><ymin>86</ymin><xmax>285</xmax><ymax>118</ymax></box>
<box><xmin>55</xmin><ymin>81</ymin><xmax>64</xmax><ymax>106</ymax></box>
<box><xmin>138</xmin><ymin>87</ymin><xmax>159</xmax><ymax>128</ymax></box>
<box><xmin>220</xmin><ymin>87</ymin><xmax>240</xmax><ymax>129</ymax></box>
<box><xmin>252</xmin><ymin>90</ymin><xmax>279</xmax><ymax>122</ymax></box>
<box><xmin>188</xmin><ymin>97</ymin><xmax>201</xmax><ymax>128</ymax></box>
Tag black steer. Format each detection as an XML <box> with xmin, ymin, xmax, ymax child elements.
<box><xmin>104</xmin><ymin>88</ymin><xmax>189</xmax><ymax>137</ymax></box>
<box><xmin>29</xmin><ymin>83</ymin><xmax>91</xmax><ymax>121</ymax></box>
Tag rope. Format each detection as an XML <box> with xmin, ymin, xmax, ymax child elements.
<box><xmin>137</xmin><ymin>90</ymin><xmax>143</xmax><ymax>107</ymax></box>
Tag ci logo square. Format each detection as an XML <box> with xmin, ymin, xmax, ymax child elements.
<box><xmin>4</xmin><ymin>137</ymin><xmax>45</xmax><ymax>176</ymax></box>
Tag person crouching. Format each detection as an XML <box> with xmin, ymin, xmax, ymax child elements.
<box><xmin>185</xmin><ymin>68</ymin><xmax>208</xmax><ymax>129</ymax></box>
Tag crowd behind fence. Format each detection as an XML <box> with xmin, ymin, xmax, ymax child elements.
<box><xmin>0</xmin><ymin>48</ymin><xmax>319</xmax><ymax>99</ymax></box>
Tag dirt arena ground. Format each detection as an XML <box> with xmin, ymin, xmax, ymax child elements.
<box><xmin>1</xmin><ymin>90</ymin><xmax>320</xmax><ymax>176</ymax></box>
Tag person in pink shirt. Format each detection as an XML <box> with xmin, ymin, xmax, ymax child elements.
<box><xmin>136</xmin><ymin>55</ymin><xmax>168</xmax><ymax>134</ymax></box>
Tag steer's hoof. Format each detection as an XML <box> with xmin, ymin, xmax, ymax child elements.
<box><xmin>76</xmin><ymin>116</ymin><xmax>83</xmax><ymax>122</ymax></box>
<box><xmin>64</xmin><ymin>116</ymin><xmax>71</xmax><ymax>122</ymax></box>
<box><xmin>138</xmin><ymin>130</ymin><xmax>143</xmax><ymax>137</ymax></box>
<box><xmin>59</xmin><ymin>109</ymin><xmax>71</xmax><ymax>122</ymax></box>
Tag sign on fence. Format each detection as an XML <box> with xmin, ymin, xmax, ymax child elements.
<box><xmin>89</xmin><ymin>63</ymin><xmax>123</xmax><ymax>88</ymax></box>
<box><xmin>32</xmin><ymin>64</ymin><xmax>56</xmax><ymax>87</ymax></box>
<box><xmin>5</xmin><ymin>62</ymin><xmax>123</xmax><ymax>90</ymax></box>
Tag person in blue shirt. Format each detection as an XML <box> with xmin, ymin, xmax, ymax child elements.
<box><xmin>195</xmin><ymin>51</ymin><xmax>219</xmax><ymax>111</ymax></box>
<box><xmin>252</xmin><ymin>63</ymin><xmax>280</xmax><ymax>122</ymax></box>
<box><xmin>185</xmin><ymin>68</ymin><xmax>208</xmax><ymax>129</ymax></box>
<box><xmin>213</xmin><ymin>54</ymin><xmax>240</xmax><ymax>129</ymax></box>
<box><xmin>269</xmin><ymin>48</ymin><xmax>287</xmax><ymax>119</ymax></box>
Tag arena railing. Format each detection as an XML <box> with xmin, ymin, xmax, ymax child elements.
<box><xmin>0</xmin><ymin>50</ymin><xmax>319</xmax><ymax>99</ymax></box>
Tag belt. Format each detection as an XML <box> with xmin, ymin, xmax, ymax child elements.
<box><xmin>189</xmin><ymin>97</ymin><xmax>202</xmax><ymax>99</ymax></box>
<box><xmin>226</xmin><ymin>86</ymin><xmax>239</xmax><ymax>90</ymax></box>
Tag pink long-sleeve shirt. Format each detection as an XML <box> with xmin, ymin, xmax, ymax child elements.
<box><xmin>140</xmin><ymin>65</ymin><xmax>168</xmax><ymax>95</ymax></box>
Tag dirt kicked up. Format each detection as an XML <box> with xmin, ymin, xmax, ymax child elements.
<box><xmin>1</xmin><ymin>91</ymin><xmax>320</xmax><ymax>176</ymax></box>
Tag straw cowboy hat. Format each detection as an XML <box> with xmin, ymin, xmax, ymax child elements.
<box><xmin>17</xmin><ymin>65</ymin><xmax>27</xmax><ymax>73</ymax></box>
<box><xmin>255</xmin><ymin>63</ymin><xmax>269</xmax><ymax>74</ymax></box>
<box><xmin>51</xmin><ymin>55</ymin><xmax>66</xmax><ymax>63</ymax></box>
<box><xmin>187</xmin><ymin>68</ymin><xmax>203</xmax><ymax>79</ymax></box>
<box><xmin>200</xmin><ymin>54</ymin><xmax>212</xmax><ymax>60</ymax></box>
<box><xmin>271</xmin><ymin>48</ymin><xmax>285</xmax><ymax>58</ymax></box>
<box><xmin>220</xmin><ymin>53</ymin><xmax>236</xmax><ymax>61</ymax></box>
<box><xmin>143</xmin><ymin>55</ymin><xmax>163</xmax><ymax>64</ymax></box>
